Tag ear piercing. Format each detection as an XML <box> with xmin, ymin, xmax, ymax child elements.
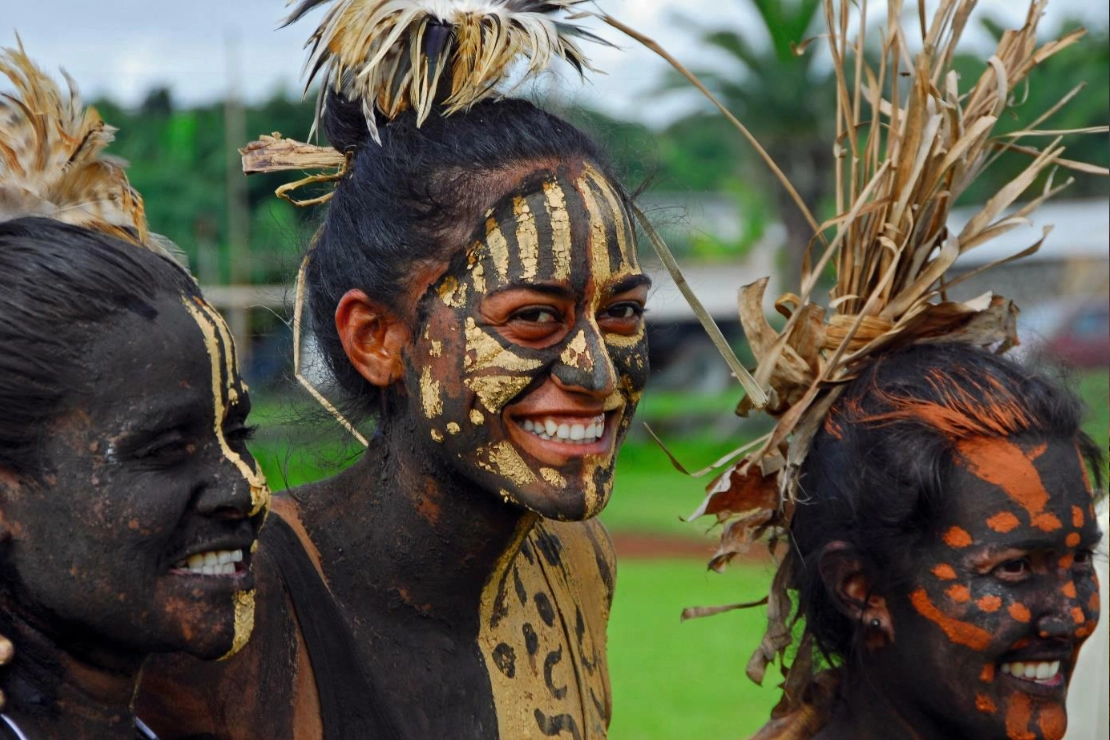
<box><xmin>869</xmin><ymin>618</ymin><xmax>881</xmax><ymax>629</ymax></box>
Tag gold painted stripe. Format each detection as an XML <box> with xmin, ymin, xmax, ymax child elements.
<box><xmin>485</xmin><ymin>217</ymin><xmax>510</xmax><ymax>283</ymax></box>
<box><xmin>181</xmin><ymin>297</ymin><xmax>270</xmax><ymax>516</ymax></box>
<box><xmin>543</xmin><ymin>180</ymin><xmax>572</xmax><ymax>281</ymax></box>
<box><xmin>576</xmin><ymin>174</ymin><xmax>612</xmax><ymax>286</ymax></box>
<box><xmin>584</xmin><ymin>164</ymin><xmax>633</xmax><ymax>272</ymax></box>
<box><xmin>513</xmin><ymin>195</ymin><xmax>540</xmax><ymax>281</ymax></box>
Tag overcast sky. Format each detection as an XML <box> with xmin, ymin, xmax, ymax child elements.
<box><xmin>5</xmin><ymin>1</ymin><xmax>1108</xmax><ymax>127</ymax></box>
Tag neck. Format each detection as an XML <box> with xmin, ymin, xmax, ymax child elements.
<box><xmin>820</xmin><ymin>667</ymin><xmax>952</xmax><ymax>740</ymax></box>
<box><xmin>0</xmin><ymin>599</ymin><xmax>141</xmax><ymax>740</ymax></box>
<box><xmin>303</xmin><ymin>414</ymin><xmax>536</xmax><ymax>628</ymax></box>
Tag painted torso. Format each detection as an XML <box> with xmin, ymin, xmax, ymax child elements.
<box><xmin>136</xmin><ymin>493</ymin><xmax>615</xmax><ymax>740</ymax></box>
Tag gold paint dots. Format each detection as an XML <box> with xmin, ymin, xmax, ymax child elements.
<box><xmin>543</xmin><ymin>181</ymin><xmax>572</xmax><ymax>280</ymax></box>
<box><xmin>447</xmin><ymin>422</ymin><xmax>461</xmax><ymax>435</ymax></box>
<box><xmin>540</xmin><ymin>468</ymin><xmax>567</xmax><ymax>489</ymax></box>
<box><xmin>559</xmin><ymin>329</ymin><xmax>591</xmax><ymax>369</ymax></box>
<box><xmin>485</xmin><ymin>217</ymin><xmax>510</xmax><ymax>282</ymax></box>
<box><xmin>219</xmin><ymin>589</ymin><xmax>256</xmax><ymax>661</ymax></box>
<box><xmin>469</xmin><ymin>409</ymin><xmax>485</xmax><ymax>425</ymax></box>
<box><xmin>420</xmin><ymin>367</ymin><xmax>443</xmax><ymax>419</ymax></box>
<box><xmin>513</xmin><ymin>195</ymin><xmax>540</xmax><ymax>281</ymax></box>
<box><xmin>489</xmin><ymin>441</ymin><xmax>537</xmax><ymax>487</ymax></box>
<box><xmin>431</xmin><ymin>429</ymin><xmax>444</xmax><ymax>443</ymax></box>
<box><xmin>429</xmin><ymin>340</ymin><xmax>443</xmax><ymax>358</ymax></box>
<box><xmin>437</xmin><ymin>275</ymin><xmax>467</xmax><ymax>308</ymax></box>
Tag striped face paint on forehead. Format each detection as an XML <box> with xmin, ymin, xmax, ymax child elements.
<box><xmin>891</xmin><ymin>436</ymin><xmax>1100</xmax><ymax>740</ymax></box>
<box><xmin>406</xmin><ymin>161</ymin><xmax>649</xmax><ymax>521</ymax></box>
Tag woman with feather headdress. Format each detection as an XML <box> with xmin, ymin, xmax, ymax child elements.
<box><xmin>138</xmin><ymin>2</ymin><xmax>649</xmax><ymax>738</ymax></box>
<box><xmin>0</xmin><ymin>44</ymin><xmax>270</xmax><ymax>740</ymax></box>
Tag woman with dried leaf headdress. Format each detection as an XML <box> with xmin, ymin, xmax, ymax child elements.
<box><xmin>0</xmin><ymin>43</ymin><xmax>270</xmax><ymax>740</ymax></box>
<box><xmin>138</xmin><ymin>2</ymin><xmax>649</xmax><ymax>738</ymax></box>
<box><xmin>591</xmin><ymin>1</ymin><xmax>1107</xmax><ymax>739</ymax></box>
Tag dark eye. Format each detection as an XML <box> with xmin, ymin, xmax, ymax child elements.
<box><xmin>994</xmin><ymin>558</ymin><xmax>1031</xmax><ymax>580</ymax></box>
<box><xmin>1074</xmin><ymin>549</ymin><xmax>1096</xmax><ymax>568</ymax></box>
<box><xmin>225</xmin><ymin>423</ymin><xmax>258</xmax><ymax>447</ymax></box>
<box><xmin>512</xmin><ymin>307</ymin><xmax>561</xmax><ymax>324</ymax></box>
<box><xmin>604</xmin><ymin>303</ymin><xmax>643</xmax><ymax>320</ymax></box>
<box><xmin>135</xmin><ymin>434</ymin><xmax>195</xmax><ymax>465</ymax></box>
<box><xmin>598</xmin><ymin>301</ymin><xmax>645</xmax><ymax>334</ymax></box>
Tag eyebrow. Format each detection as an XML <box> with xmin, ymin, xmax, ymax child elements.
<box><xmin>607</xmin><ymin>274</ymin><xmax>653</xmax><ymax>295</ymax></box>
<box><xmin>489</xmin><ymin>283</ymin><xmax>577</xmax><ymax>300</ymax></box>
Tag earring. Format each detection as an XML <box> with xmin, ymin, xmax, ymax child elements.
<box><xmin>869</xmin><ymin>617</ymin><xmax>881</xmax><ymax>629</ymax></box>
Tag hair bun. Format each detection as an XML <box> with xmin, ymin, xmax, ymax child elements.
<box><xmin>321</xmin><ymin>89</ymin><xmax>379</xmax><ymax>153</ymax></box>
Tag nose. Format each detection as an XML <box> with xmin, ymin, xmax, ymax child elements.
<box><xmin>551</xmin><ymin>325</ymin><xmax>617</xmax><ymax>397</ymax></box>
<box><xmin>195</xmin><ymin>444</ymin><xmax>270</xmax><ymax>520</ymax></box>
<box><xmin>1035</xmin><ymin>576</ymin><xmax>1099</xmax><ymax>640</ymax></box>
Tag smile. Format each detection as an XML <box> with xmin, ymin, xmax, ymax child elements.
<box><xmin>171</xmin><ymin>549</ymin><xmax>246</xmax><ymax>577</ymax></box>
<box><xmin>519</xmin><ymin>414</ymin><xmax>606</xmax><ymax>445</ymax></box>
<box><xmin>999</xmin><ymin>660</ymin><xmax>1062</xmax><ymax>685</ymax></box>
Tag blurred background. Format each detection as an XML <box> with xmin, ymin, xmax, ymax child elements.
<box><xmin>6</xmin><ymin>1</ymin><xmax>1108</xmax><ymax>737</ymax></box>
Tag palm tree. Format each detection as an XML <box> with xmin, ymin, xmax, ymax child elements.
<box><xmin>658</xmin><ymin>0</ymin><xmax>837</xmax><ymax>283</ymax></box>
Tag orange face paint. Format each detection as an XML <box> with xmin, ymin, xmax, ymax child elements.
<box><xmin>977</xmin><ymin>594</ymin><xmax>1002</xmax><ymax>612</ymax></box>
<box><xmin>976</xmin><ymin>693</ymin><xmax>997</xmax><ymax>714</ymax></box>
<box><xmin>979</xmin><ymin>663</ymin><xmax>995</xmax><ymax>682</ymax></box>
<box><xmin>943</xmin><ymin>526</ymin><xmax>973</xmax><ymax>548</ymax></box>
<box><xmin>1071</xmin><ymin>505</ymin><xmax>1085</xmax><ymax>528</ymax></box>
<box><xmin>946</xmin><ymin>584</ymin><xmax>971</xmax><ymax>603</ymax></box>
<box><xmin>1037</xmin><ymin>703</ymin><xmax>1067</xmax><ymax>740</ymax></box>
<box><xmin>933</xmin><ymin>563</ymin><xmax>958</xmax><ymax>580</ymax></box>
<box><xmin>1090</xmin><ymin>592</ymin><xmax>1100</xmax><ymax>611</ymax></box>
<box><xmin>1062</xmin><ymin>582</ymin><xmax>1077</xmax><ymax>598</ymax></box>
<box><xmin>910</xmin><ymin>588</ymin><xmax>992</xmax><ymax>650</ymax></box>
<box><xmin>987</xmin><ymin>511</ymin><xmax>1021</xmax><ymax>533</ymax></box>
<box><xmin>955</xmin><ymin>438</ymin><xmax>1059</xmax><ymax>532</ymax></box>
<box><xmin>1004</xmin><ymin>692</ymin><xmax>1035</xmax><ymax>740</ymax></box>
<box><xmin>1008</xmin><ymin>603</ymin><xmax>1031</xmax><ymax>623</ymax></box>
<box><xmin>1071</xmin><ymin>606</ymin><xmax>1086</xmax><ymax>625</ymax></box>
<box><xmin>1059</xmin><ymin>553</ymin><xmax>1075</xmax><ymax>569</ymax></box>
<box><xmin>1065</xmin><ymin>532</ymin><xmax>1081</xmax><ymax>548</ymax></box>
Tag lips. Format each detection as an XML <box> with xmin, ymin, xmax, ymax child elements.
<box><xmin>168</xmin><ymin>539</ymin><xmax>253</xmax><ymax>580</ymax></box>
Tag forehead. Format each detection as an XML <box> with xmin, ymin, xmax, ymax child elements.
<box><xmin>944</xmin><ymin>436</ymin><xmax>1096</xmax><ymax>543</ymax></box>
<box><xmin>81</xmin><ymin>293</ymin><xmax>235</xmax><ymax>427</ymax></box>
<box><xmin>466</xmin><ymin>162</ymin><xmax>639</xmax><ymax>289</ymax></box>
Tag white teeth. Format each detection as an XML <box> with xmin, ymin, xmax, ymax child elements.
<box><xmin>520</xmin><ymin>415</ymin><xmax>606</xmax><ymax>445</ymax></box>
<box><xmin>174</xmin><ymin>549</ymin><xmax>244</xmax><ymax>576</ymax></box>
<box><xmin>1000</xmin><ymin>660</ymin><xmax>1061</xmax><ymax>683</ymax></box>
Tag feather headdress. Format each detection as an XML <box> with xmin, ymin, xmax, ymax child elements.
<box><xmin>0</xmin><ymin>41</ymin><xmax>179</xmax><ymax>260</ymax></box>
<box><xmin>598</xmin><ymin>0</ymin><xmax>1106</xmax><ymax>735</ymax></box>
<box><xmin>284</xmin><ymin>0</ymin><xmax>609</xmax><ymax>142</ymax></box>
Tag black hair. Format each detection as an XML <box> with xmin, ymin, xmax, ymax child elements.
<box><xmin>0</xmin><ymin>217</ymin><xmax>200</xmax><ymax>476</ymax></box>
<box><xmin>306</xmin><ymin>93</ymin><xmax>625</xmax><ymax>419</ymax></box>
<box><xmin>790</xmin><ymin>342</ymin><xmax>1104</xmax><ymax>663</ymax></box>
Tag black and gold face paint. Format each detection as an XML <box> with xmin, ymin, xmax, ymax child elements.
<box><xmin>181</xmin><ymin>296</ymin><xmax>271</xmax><ymax>658</ymax></box>
<box><xmin>404</xmin><ymin>161</ymin><xmax>649</xmax><ymax>521</ymax></box>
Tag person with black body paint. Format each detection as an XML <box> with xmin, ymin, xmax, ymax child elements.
<box><xmin>138</xmin><ymin>2</ymin><xmax>648</xmax><ymax>738</ymax></box>
<box><xmin>0</xmin><ymin>47</ymin><xmax>270</xmax><ymax>740</ymax></box>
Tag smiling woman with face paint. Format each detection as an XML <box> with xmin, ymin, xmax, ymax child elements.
<box><xmin>0</xmin><ymin>48</ymin><xmax>269</xmax><ymax>740</ymax></box>
<box><xmin>138</xmin><ymin>2</ymin><xmax>645</xmax><ymax>739</ymax></box>
<box><xmin>778</xmin><ymin>344</ymin><xmax>1104</xmax><ymax>740</ymax></box>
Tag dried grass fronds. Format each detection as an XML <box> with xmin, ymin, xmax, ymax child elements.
<box><xmin>285</xmin><ymin>0</ymin><xmax>609</xmax><ymax>142</ymax></box>
<box><xmin>601</xmin><ymin>1</ymin><xmax>1106</xmax><ymax>733</ymax></box>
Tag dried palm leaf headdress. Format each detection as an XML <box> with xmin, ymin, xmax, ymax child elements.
<box><xmin>244</xmin><ymin>0</ymin><xmax>611</xmax><ymax>442</ymax></box>
<box><xmin>594</xmin><ymin>0</ymin><xmax>1107</xmax><ymax>735</ymax></box>
<box><xmin>0</xmin><ymin>40</ymin><xmax>181</xmax><ymax>261</ymax></box>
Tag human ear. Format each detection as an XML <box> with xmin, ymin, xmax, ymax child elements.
<box><xmin>335</xmin><ymin>289</ymin><xmax>411</xmax><ymax>388</ymax></box>
<box><xmin>818</xmin><ymin>541</ymin><xmax>894</xmax><ymax>648</ymax></box>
